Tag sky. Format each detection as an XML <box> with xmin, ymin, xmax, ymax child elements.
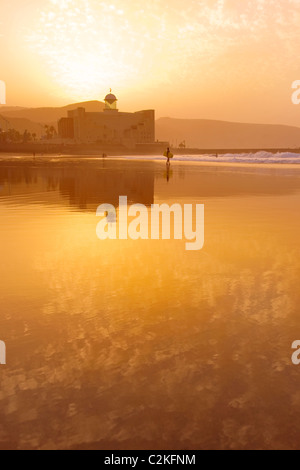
<box><xmin>1</xmin><ymin>0</ymin><xmax>300</xmax><ymax>125</ymax></box>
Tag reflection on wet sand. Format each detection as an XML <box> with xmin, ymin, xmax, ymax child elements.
<box><xmin>0</xmin><ymin>160</ymin><xmax>155</xmax><ymax>210</ymax></box>
<box><xmin>0</xmin><ymin>158</ymin><xmax>300</xmax><ymax>449</ymax></box>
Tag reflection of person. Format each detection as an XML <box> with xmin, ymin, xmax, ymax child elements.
<box><xmin>164</xmin><ymin>165</ymin><xmax>173</xmax><ymax>183</ymax></box>
<box><xmin>166</xmin><ymin>164</ymin><xmax>170</xmax><ymax>182</ymax></box>
<box><xmin>105</xmin><ymin>209</ymin><xmax>117</xmax><ymax>224</ymax></box>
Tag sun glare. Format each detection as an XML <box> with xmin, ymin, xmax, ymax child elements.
<box><xmin>27</xmin><ymin>0</ymin><xmax>175</xmax><ymax>99</ymax></box>
<box><xmin>26</xmin><ymin>0</ymin><xmax>299</xmax><ymax>101</ymax></box>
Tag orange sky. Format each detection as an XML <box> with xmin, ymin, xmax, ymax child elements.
<box><xmin>1</xmin><ymin>0</ymin><xmax>300</xmax><ymax>126</ymax></box>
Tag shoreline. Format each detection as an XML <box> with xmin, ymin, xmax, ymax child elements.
<box><xmin>1</xmin><ymin>152</ymin><xmax>300</xmax><ymax>169</ymax></box>
<box><xmin>1</xmin><ymin>143</ymin><xmax>300</xmax><ymax>156</ymax></box>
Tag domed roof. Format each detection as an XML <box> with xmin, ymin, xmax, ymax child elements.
<box><xmin>105</xmin><ymin>93</ymin><xmax>117</xmax><ymax>102</ymax></box>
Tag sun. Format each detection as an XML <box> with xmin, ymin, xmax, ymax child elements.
<box><xmin>27</xmin><ymin>0</ymin><xmax>172</xmax><ymax>100</ymax></box>
<box><xmin>27</xmin><ymin>0</ymin><xmax>226</xmax><ymax>100</ymax></box>
<box><xmin>26</xmin><ymin>0</ymin><xmax>285</xmax><ymax>102</ymax></box>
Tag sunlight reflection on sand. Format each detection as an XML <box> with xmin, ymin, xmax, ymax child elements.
<box><xmin>0</xmin><ymin>158</ymin><xmax>300</xmax><ymax>449</ymax></box>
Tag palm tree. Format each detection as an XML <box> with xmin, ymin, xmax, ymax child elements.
<box><xmin>44</xmin><ymin>125</ymin><xmax>51</xmax><ymax>139</ymax></box>
<box><xmin>23</xmin><ymin>129</ymin><xmax>32</xmax><ymax>143</ymax></box>
<box><xmin>44</xmin><ymin>125</ymin><xmax>57</xmax><ymax>140</ymax></box>
<box><xmin>49</xmin><ymin>126</ymin><xmax>57</xmax><ymax>138</ymax></box>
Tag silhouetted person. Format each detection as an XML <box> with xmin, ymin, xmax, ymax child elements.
<box><xmin>166</xmin><ymin>147</ymin><xmax>171</xmax><ymax>164</ymax></box>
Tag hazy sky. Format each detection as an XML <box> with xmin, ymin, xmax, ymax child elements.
<box><xmin>1</xmin><ymin>0</ymin><xmax>300</xmax><ymax>125</ymax></box>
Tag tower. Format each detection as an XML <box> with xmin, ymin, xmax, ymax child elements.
<box><xmin>104</xmin><ymin>89</ymin><xmax>118</xmax><ymax>112</ymax></box>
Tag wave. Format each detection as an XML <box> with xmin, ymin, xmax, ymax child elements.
<box><xmin>2</xmin><ymin>151</ymin><xmax>300</xmax><ymax>165</ymax></box>
<box><xmin>119</xmin><ymin>151</ymin><xmax>300</xmax><ymax>164</ymax></box>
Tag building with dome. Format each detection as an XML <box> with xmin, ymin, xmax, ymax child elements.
<box><xmin>104</xmin><ymin>92</ymin><xmax>118</xmax><ymax>111</ymax></box>
<box><xmin>58</xmin><ymin>91</ymin><xmax>156</xmax><ymax>150</ymax></box>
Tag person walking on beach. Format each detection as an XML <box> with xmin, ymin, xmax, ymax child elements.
<box><xmin>164</xmin><ymin>147</ymin><xmax>173</xmax><ymax>165</ymax></box>
<box><xmin>166</xmin><ymin>147</ymin><xmax>171</xmax><ymax>164</ymax></box>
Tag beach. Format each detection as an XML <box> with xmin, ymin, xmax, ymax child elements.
<box><xmin>0</xmin><ymin>156</ymin><xmax>300</xmax><ymax>449</ymax></box>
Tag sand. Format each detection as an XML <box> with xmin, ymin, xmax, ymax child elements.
<box><xmin>0</xmin><ymin>157</ymin><xmax>300</xmax><ymax>449</ymax></box>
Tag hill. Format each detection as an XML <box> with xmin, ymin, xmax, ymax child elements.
<box><xmin>0</xmin><ymin>101</ymin><xmax>105</xmax><ymax>125</ymax></box>
<box><xmin>0</xmin><ymin>106</ymin><xmax>26</xmax><ymax>113</ymax></box>
<box><xmin>2</xmin><ymin>103</ymin><xmax>300</xmax><ymax>148</ymax></box>
<box><xmin>156</xmin><ymin>118</ymin><xmax>300</xmax><ymax>149</ymax></box>
<box><xmin>0</xmin><ymin>115</ymin><xmax>45</xmax><ymax>136</ymax></box>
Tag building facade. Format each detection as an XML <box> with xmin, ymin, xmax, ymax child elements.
<box><xmin>58</xmin><ymin>92</ymin><xmax>155</xmax><ymax>149</ymax></box>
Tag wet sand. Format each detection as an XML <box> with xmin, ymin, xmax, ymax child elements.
<box><xmin>0</xmin><ymin>157</ymin><xmax>300</xmax><ymax>449</ymax></box>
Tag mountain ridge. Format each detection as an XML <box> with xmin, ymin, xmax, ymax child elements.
<box><xmin>1</xmin><ymin>103</ymin><xmax>300</xmax><ymax>148</ymax></box>
<box><xmin>156</xmin><ymin>117</ymin><xmax>300</xmax><ymax>149</ymax></box>
<box><xmin>0</xmin><ymin>100</ymin><xmax>105</xmax><ymax>125</ymax></box>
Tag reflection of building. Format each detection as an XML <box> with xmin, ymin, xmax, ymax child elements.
<box><xmin>1</xmin><ymin>161</ymin><xmax>300</xmax><ymax>213</ymax></box>
<box><xmin>0</xmin><ymin>160</ymin><xmax>155</xmax><ymax>211</ymax></box>
<box><xmin>58</xmin><ymin>164</ymin><xmax>155</xmax><ymax>210</ymax></box>
<box><xmin>58</xmin><ymin>92</ymin><xmax>155</xmax><ymax>149</ymax></box>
